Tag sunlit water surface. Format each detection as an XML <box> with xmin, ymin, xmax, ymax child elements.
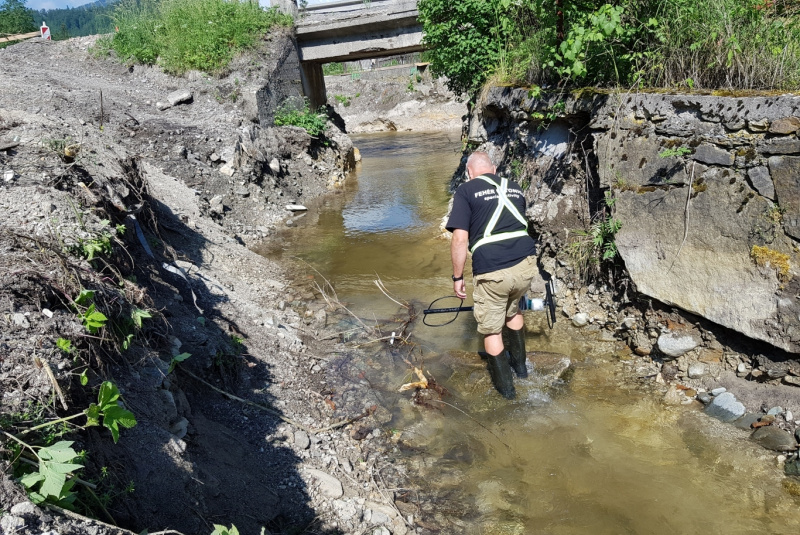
<box><xmin>261</xmin><ymin>132</ymin><xmax>800</xmax><ymax>534</ymax></box>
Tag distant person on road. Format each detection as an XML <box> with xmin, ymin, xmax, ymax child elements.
<box><xmin>445</xmin><ymin>151</ymin><xmax>538</xmax><ymax>399</ymax></box>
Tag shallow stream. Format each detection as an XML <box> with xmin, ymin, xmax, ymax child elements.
<box><xmin>265</xmin><ymin>132</ymin><xmax>800</xmax><ymax>534</ymax></box>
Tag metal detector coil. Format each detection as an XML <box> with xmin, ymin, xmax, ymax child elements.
<box><xmin>422</xmin><ymin>279</ymin><xmax>558</xmax><ymax>328</ymax></box>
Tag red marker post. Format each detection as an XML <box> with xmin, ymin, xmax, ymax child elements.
<box><xmin>41</xmin><ymin>21</ymin><xmax>51</xmax><ymax>40</ymax></box>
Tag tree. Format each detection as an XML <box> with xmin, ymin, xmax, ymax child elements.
<box><xmin>0</xmin><ymin>0</ymin><xmax>36</xmax><ymax>35</ymax></box>
<box><xmin>417</xmin><ymin>0</ymin><xmax>508</xmax><ymax>96</ymax></box>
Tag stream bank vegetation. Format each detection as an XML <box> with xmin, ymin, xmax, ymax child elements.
<box><xmin>419</xmin><ymin>0</ymin><xmax>800</xmax><ymax>95</ymax></box>
<box><xmin>99</xmin><ymin>0</ymin><xmax>292</xmax><ymax>74</ymax></box>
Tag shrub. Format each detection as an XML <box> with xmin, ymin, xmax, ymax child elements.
<box><xmin>109</xmin><ymin>0</ymin><xmax>293</xmax><ymax>74</ymax></box>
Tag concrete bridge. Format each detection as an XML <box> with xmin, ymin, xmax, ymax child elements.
<box><xmin>273</xmin><ymin>0</ymin><xmax>423</xmax><ymax>108</ymax></box>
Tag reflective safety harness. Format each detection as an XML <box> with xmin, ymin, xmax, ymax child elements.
<box><xmin>469</xmin><ymin>175</ymin><xmax>529</xmax><ymax>254</ymax></box>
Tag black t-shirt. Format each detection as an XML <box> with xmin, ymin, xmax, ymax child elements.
<box><xmin>446</xmin><ymin>173</ymin><xmax>537</xmax><ymax>275</ymax></box>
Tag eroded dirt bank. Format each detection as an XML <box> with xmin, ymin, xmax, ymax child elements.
<box><xmin>0</xmin><ymin>33</ymin><xmax>416</xmax><ymax>535</ymax></box>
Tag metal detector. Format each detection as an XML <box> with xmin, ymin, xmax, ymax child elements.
<box><xmin>423</xmin><ymin>279</ymin><xmax>558</xmax><ymax>328</ymax></box>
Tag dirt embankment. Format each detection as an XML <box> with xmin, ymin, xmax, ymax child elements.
<box><xmin>0</xmin><ymin>33</ymin><xmax>413</xmax><ymax>535</ymax></box>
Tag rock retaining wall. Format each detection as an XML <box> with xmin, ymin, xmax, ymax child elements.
<box><xmin>463</xmin><ymin>88</ymin><xmax>800</xmax><ymax>354</ymax></box>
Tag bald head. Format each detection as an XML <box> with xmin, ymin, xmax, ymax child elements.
<box><xmin>466</xmin><ymin>152</ymin><xmax>495</xmax><ymax>180</ymax></box>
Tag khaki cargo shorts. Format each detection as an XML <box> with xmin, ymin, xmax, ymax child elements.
<box><xmin>472</xmin><ymin>255</ymin><xmax>538</xmax><ymax>335</ymax></box>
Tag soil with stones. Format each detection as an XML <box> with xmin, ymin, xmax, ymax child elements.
<box><xmin>324</xmin><ymin>71</ymin><xmax>466</xmax><ymax>134</ymax></box>
<box><xmin>0</xmin><ymin>31</ymin><xmax>416</xmax><ymax>535</ymax></box>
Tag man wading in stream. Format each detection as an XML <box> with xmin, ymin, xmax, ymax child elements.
<box><xmin>446</xmin><ymin>151</ymin><xmax>537</xmax><ymax>399</ymax></box>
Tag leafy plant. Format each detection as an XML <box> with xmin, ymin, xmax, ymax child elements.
<box><xmin>568</xmin><ymin>192</ymin><xmax>622</xmax><ymax>280</ymax></box>
<box><xmin>211</xmin><ymin>525</ymin><xmax>240</xmax><ymax>535</ymax></box>
<box><xmin>659</xmin><ymin>146</ymin><xmax>692</xmax><ymax>158</ymax></box>
<box><xmin>323</xmin><ymin>62</ymin><xmax>345</xmax><ymax>75</ymax></box>
<box><xmin>18</xmin><ymin>441</ymin><xmax>82</xmax><ymax>508</ymax></box>
<box><xmin>274</xmin><ymin>99</ymin><xmax>328</xmax><ymax>137</ymax></box>
<box><xmin>57</xmin><ymin>338</ymin><xmax>73</xmax><ymax>355</ymax></box>
<box><xmin>77</xmin><ymin>236</ymin><xmax>113</xmax><ymax>261</ymax></box>
<box><xmin>85</xmin><ymin>382</ymin><xmax>137</xmax><ymax>443</ymax></box>
<box><xmin>130</xmin><ymin>307</ymin><xmax>152</xmax><ymax>329</ymax></box>
<box><xmin>168</xmin><ymin>352</ymin><xmax>192</xmax><ymax>374</ymax></box>
<box><xmin>4</xmin><ymin>381</ymin><xmax>137</xmax><ymax>509</ymax></box>
<box><xmin>79</xmin><ymin>303</ymin><xmax>108</xmax><ymax>335</ymax></box>
<box><xmin>333</xmin><ymin>94</ymin><xmax>351</xmax><ymax>106</ymax></box>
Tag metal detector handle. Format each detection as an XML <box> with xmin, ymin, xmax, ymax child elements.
<box><xmin>422</xmin><ymin>305</ymin><xmax>474</xmax><ymax>315</ymax></box>
<box><xmin>545</xmin><ymin>279</ymin><xmax>557</xmax><ymax>328</ymax></box>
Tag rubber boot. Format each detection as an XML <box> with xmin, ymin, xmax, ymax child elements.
<box><xmin>504</xmin><ymin>326</ymin><xmax>528</xmax><ymax>378</ymax></box>
<box><xmin>486</xmin><ymin>351</ymin><xmax>516</xmax><ymax>399</ymax></box>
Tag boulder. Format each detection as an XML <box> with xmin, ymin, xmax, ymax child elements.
<box><xmin>750</xmin><ymin>426</ymin><xmax>797</xmax><ymax>452</ymax></box>
<box><xmin>167</xmin><ymin>89</ymin><xmax>193</xmax><ymax>107</ymax></box>
<box><xmin>704</xmin><ymin>392</ymin><xmax>745</xmax><ymax>422</ymax></box>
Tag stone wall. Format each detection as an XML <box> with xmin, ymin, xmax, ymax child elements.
<box><xmin>463</xmin><ymin>87</ymin><xmax>800</xmax><ymax>354</ymax></box>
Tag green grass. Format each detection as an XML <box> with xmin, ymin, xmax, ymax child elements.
<box><xmin>107</xmin><ymin>0</ymin><xmax>292</xmax><ymax>74</ymax></box>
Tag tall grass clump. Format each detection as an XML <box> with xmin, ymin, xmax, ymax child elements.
<box><xmin>642</xmin><ymin>0</ymin><xmax>800</xmax><ymax>90</ymax></box>
<box><xmin>109</xmin><ymin>0</ymin><xmax>292</xmax><ymax>74</ymax></box>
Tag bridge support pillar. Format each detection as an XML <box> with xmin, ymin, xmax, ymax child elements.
<box><xmin>300</xmin><ymin>61</ymin><xmax>327</xmax><ymax>110</ymax></box>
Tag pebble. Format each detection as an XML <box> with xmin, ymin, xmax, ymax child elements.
<box><xmin>0</xmin><ymin>515</ymin><xmax>24</xmax><ymax>532</ymax></box>
<box><xmin>10</xmin><ymin>502</ymin><xmax>36</xmax><ymax>516</ymax></box>
<box><xmin>711</xmin><ymin>387</ymin><xmax>727</xmax><ymax>396</ymax></box>
<box><xmin>41</xmin><ymin>308</ymin><xmax>53</xmax><ymax>318</ymax></box>
<box><xmin>170</xmin><ymin>417</ymin><xmax>189</xmax><ymax>440</ymax></box>
<box><xmin>657</xmin><ymin>333</ymin><xmax>699</xmax><ymax>358</ymax></box>
<box><xmin>705</xmin><ymin>392</ymin><xmax>745</xmax><ymax>422</ymax></box>
<box><xmin>697</xmin><ymin>391</ymin><xmax>712</xmax><ymax>404</ymax></box>
<box><xmin>295</xmin><ymin>430</ymin><xmax>310</xmax><ymax>450</ymax></box>
<box><xmin>786</xmin><ymin>410</ymin><xmax>794</xmax><ymax>422</ymax></box>
<box><xmin>767</xmin><ymin>406</ymin><xmax>784</xmax><ymax>416</ymax></box>
<box><xmin>571</xmin><ymin>312</ymin><xmax>589</xmax><ymax>327</ymax></box>
<box><xmin>737</xmin><ymin>362</ymin><xmax>749</xmax><ymax>373</ymax></box>
<box><xmin>687</xmin><ymin>363</ymin><xmax>706</xmax><ymax>379</ymax></box>
<box><xmin>12</xmin><ymin>313</ymin><xmax>29</xmax><ymax>328</ymax></box>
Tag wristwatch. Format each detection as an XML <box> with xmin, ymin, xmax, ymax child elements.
<box><xmin>452</xmin><ymin>275</ymin><xmax>463</xmax><ymax>282</ymax></box>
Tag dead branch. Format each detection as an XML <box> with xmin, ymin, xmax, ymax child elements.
<box><xmin>373</xmin><ymin>276</ymin><xmax>410</xmax><ymax>310</ymax></box>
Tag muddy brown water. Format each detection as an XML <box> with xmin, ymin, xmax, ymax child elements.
<box><xmin>264</xmin><ymin>132</ymin><xmax>800</xmax><ymax>534</ymax></box>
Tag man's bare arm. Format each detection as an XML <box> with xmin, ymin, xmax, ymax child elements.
<box><xmin>451</xmin><ymin>229</ymin><xmax>468</xmax><ymax>298</ymax></box>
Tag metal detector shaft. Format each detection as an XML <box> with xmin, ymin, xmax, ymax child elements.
<box><xmin>423</xmin><ymin>305</ymin><xmax>474</xmax><ymax>315</ymax></box>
